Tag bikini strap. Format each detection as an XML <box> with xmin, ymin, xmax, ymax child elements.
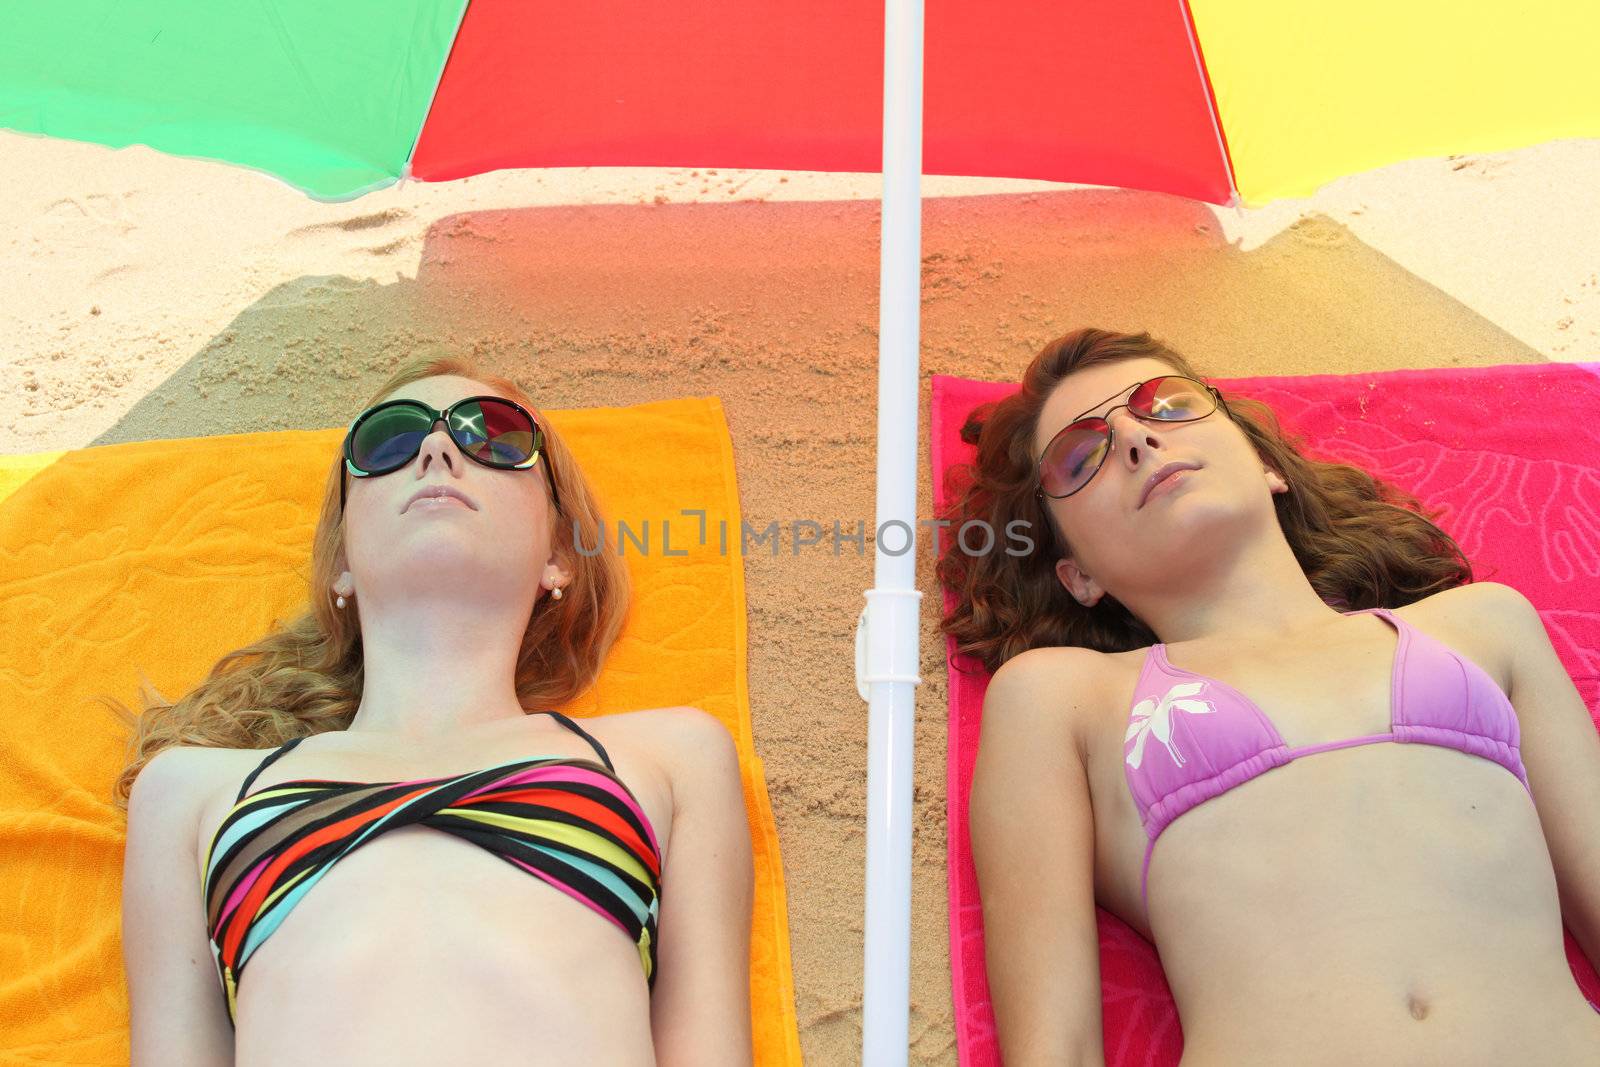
<box><xmin>235</xmin><ymin>734</ymin><xmax>309</xmax><ymax>803</ymax></box>
<box><xmin>542</xmin><ymin>711</ymin><xmax>616</xmax><ymax>772</ymax></box>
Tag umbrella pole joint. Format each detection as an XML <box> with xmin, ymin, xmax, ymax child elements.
<box><xmin>855</xmin><ymin>589</ymin><xmax>925</xmax><ymax>698</ymax></box>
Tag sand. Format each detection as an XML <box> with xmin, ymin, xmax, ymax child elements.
<box><xmin>3</xmin><ymin>130</ymin><xmax>1597</xmax><ymax>1064</ymax></box>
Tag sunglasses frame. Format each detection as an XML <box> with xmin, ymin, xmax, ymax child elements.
<box><xmin>1035</xmin><ymin>374</ymin><xmax>1225</xmax><ymax>500</ymax></box>
<box><xmin>339</xmin><ymin>395</ymin><xmax>561</xmax><ymax>515</ymax></box>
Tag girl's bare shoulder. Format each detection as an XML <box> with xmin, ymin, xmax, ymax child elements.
<box><xmin>1395</xmin><ymin>581</ymin><xmax>1532</xmax><ymax>690</ymax></box>
<box><xmin>982</xmin><ymin>644</ymin><xmax>1135</xmax><ymax>746</ymax></box>
<box><xmin>129</xmin><ymin>743</ymin><xmax>272</xmax><ymax>853</ymax></box>
<box><xmin>576</xmin><ymin>704</ymin><xmax>731</xmax><ymax>742</ymax></box>
<box><xmin>571</xmin><ymin>705</ymin><xmax>739</xmax><ymax>780</ymax></box>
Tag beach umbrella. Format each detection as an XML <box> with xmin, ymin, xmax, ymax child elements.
<box><xmin>5</xmin><ymin>2</ymin><xmax>1598</xmax><ymax>1063</ymax></box>
<box><xmin>8</xmin><ymin>1</ymin><xmax>1595</xmax><ymax>205</ymax></box>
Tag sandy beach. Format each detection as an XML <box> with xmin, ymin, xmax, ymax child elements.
<box><xmin>3</xmin><ymin>129</ymin><xmax>1597</xmax><ymax>1064</ymax></box>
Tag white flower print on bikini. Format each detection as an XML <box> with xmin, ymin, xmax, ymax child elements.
<box><xmin>1125</xmin><ymin>680</ymin><xmax>1217</xmax><ymax>769</ymax></box>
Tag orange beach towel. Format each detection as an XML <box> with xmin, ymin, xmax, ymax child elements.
<box><xmin>0</xmin><ymin>395</ymin><xmax>800</xmax><ymax>1065</ymax></box>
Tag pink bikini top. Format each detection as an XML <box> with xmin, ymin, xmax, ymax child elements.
<box><xmin>1123</xmin><ymin>606</ymin><xmax>1533</xmax><ymax>909</ymax></box>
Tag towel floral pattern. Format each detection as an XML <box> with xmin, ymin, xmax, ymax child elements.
<box><xmin>1125</xmin><ymin>681</ymin><xmax>1216</xmax><ymax>769</ymax></box>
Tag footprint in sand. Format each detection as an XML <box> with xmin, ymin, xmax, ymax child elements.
<box><xmin>40</xmin><ymin>192</ymin><xmax>139</xmax><ymax>239</ymax></box>
<box><xmin>250</xmin><ymin>275</ymin><xmax>374</xmax><ymax>312</ymax></box>
<box><xmin>287</xmin><ymin>207</ymin><xmax>416</xmax><ymax>256</ymax></box>
<box><xmin>1287</xmin><ymin>214</ymin><xmax>1348</xmax><ymax>248</ymax></box>
<box><xmin>91</xmin><ymin>264</ymin><xmax>135</xmax><ymax>285</ymax></box>
<box><xmin>1447</xmin><ymin>154</ymin><xmax>1509</xmax><ymax>179</ymax></box>
<box><xmin>1551</xmin><ymin>273</ymin><xmax>1600</xmax><ymax>353</ymax></box>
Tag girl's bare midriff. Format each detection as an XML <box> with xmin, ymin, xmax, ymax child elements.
<box><xmin>192</xmin><ymin>737</ymin><xmax>672</xmax><ymax>1066</ymax></box>
<box><xmin>1082</xmin><ymin>604</ymin><xmax>1600</xmax><ymax>1066</ymax></box>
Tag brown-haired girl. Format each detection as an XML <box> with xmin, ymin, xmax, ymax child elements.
<box><xmin>939</xmin><ymin>328</ymin><xmax>1600</xmax><ymax>1064</ymax></box>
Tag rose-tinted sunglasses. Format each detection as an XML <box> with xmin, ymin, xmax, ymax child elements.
<box><xmin>1036</xmin><ymin>375</ymin><xmax>1223</xmax><ymax>499</ymax></box>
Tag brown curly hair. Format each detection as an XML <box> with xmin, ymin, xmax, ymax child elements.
<box><xmin>936</xmin><ymin>328</ymin><xmax>1473</xmax><ymax>673</ymax></box>
<box><xmin>105</xmin><ymin>351</ymin><xmax>631</xmax><ymax>809</ymax></box>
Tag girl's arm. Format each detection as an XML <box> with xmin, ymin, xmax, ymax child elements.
<box><xmin>971</xmin><ymin>647</ymin><xmax>1109</xmax><ymax>1067</ymax></box>
<box><xmin>1481</xmin><ymin>582</ymin><xmax>1600</xmax><ymax>971</ymax></box>
<box><xmin>647</xmin><ymin>707</ymin><xmax>755</xmax><ymax>1065</ymax></box>
<box><xmin>123</xmin><ymin>747</ymin><xmax>236</xmax><ymax>1066</ymax></box>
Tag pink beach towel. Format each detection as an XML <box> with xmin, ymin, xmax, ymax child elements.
<box><xmin>932</xmin><ymin>362</ymin><xmax>1600</xmax><ymax>1066</ymax></box>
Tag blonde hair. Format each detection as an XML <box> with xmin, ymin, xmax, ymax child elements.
<box><xmin>106</xmin><ymin>352</ymin><xmax>630</xmax><ymax>809</ymax></box>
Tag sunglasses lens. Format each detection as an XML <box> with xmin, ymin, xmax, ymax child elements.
<box><xmin>1133</xmin><ymin>377</ymin><xmax>1214</xmax><ymax>421</ymax></box>
<box><xmin>451</xmin><ymin>399</ymin><xmax>537</xmax><ymax>466</ymax></box>
<box><xmin>351</xmin><ymin>404</ymin><xmax>431</xmax><ymax>473</ymax></box>
<box><xmin>1036</xmin><ymin>378</ymin><xmax>1215</xmax><ymax>499</ymax></box>
<box><xmin>349</xmin><ymin>399</ymin><xmax>538</xmax><ymax>473</ymax></box>
<box><xmin>1040</xmin><ymin>422</ymin><xmax>1110</xmax><ymax>497</ymax></box>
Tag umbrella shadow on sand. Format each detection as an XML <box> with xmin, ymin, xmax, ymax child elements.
<box><xmin>88</xmin><ymin>186</ymin><xmax>1544</xmax><ymax>1067</ymax></box>
<box><xmin>92</xmin><ymin>187</ymin><xmax>1543</xmax><ymax>452</ymax></box>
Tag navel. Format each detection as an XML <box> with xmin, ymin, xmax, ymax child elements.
<box><xmin>1405</xmin><ymin>991</ymin><xmax>1429</xmax><ymax>1021</ymax></box>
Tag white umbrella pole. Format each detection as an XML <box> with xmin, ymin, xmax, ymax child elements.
<box><xmin>859</xmin><ymin>0</ymin><xmax>924</xmax><ymax>1061</ymax></box>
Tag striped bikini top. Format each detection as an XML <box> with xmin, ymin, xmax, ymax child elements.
<box><xmin>1123</xmin><ymin>607</ymin><xmax>1533</xmax><ymax>910</ymax></box>
<box><xmin>202</xmin><ymin>711</ymin><xmax>662</xmax><ymax>1027</ymax></box>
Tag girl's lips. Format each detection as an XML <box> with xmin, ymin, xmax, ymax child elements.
<box><xmin>408</xmin><ymin>496</ymin><xmax>471</xmax><ymax>511</ymax></box>
<box><xmin>402</xmin><ymin>483</ymin><xmax>478</xmax><ymax>512</ymax></box>
<box><xmin>1143</xmin><ymin>467</ymin><xmax>1192</xmax><ymax>503</ymax></box>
